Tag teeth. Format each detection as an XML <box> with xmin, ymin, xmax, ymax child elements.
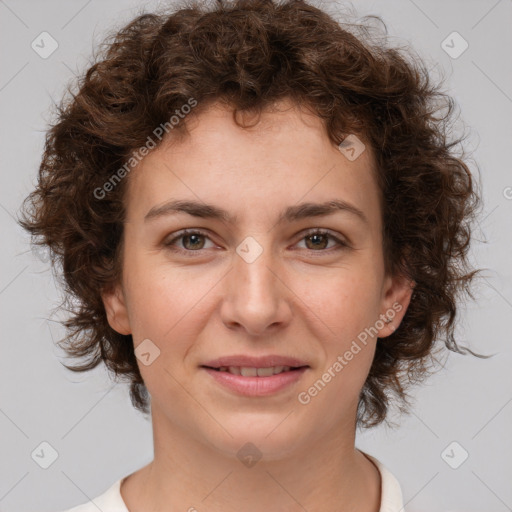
<box><xmin>256</xmin><ymin>367</ymin><xmax>274</xmax><ymax>377</ymax></box>
<box><xmin>240</xmin><ymin>367</ymin><xmax>257</xmax><ymax>377</ymax></box>
<box><xmin>216</xmin><ymin>365</ymin><xmax>294</xmax><ymax>376</ymax></box>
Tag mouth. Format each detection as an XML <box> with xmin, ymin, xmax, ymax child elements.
<box><xmin>200</xmin><ymin>365</ymin><xmax>310</xmax><ymax>396</ymax></box>
<box><xmin>201</xmin><ymin>365</ymin><xmax>308</xmax><ymax>376</ymax></box>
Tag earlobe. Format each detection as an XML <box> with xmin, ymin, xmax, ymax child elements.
<box><xmin>378</xmin><ymin>272</ymin><xmax>415</xmax><ymax>338</ymax></box>
<box><xmin>101</xmin><ymin>283</ymin><xmax>132</xmax><ymax>335</ymax></box>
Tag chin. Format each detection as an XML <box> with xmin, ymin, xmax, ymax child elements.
<box><xmin>204</xmin><ymin>415</ymin><xmax>309</xmax><ymax>462</ymax></box>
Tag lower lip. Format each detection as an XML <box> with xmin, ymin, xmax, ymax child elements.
<box><xmin>202</xmin><ymin>367</ymin><xmax>308</xmax><ymax>396</ymax></box>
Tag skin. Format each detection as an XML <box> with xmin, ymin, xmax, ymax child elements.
<box><xmin>102</xmin><ymin>98</ymin><xmax>413</xmax><ymax>512</ymax></box>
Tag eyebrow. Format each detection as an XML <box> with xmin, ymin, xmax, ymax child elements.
<box><xmin>144</xmin><ymin>199</ymin><xmax>368</xmax><ymax>225</ymax></box>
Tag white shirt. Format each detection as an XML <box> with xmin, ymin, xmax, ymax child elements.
<box><xmin>58</xmin><ymin>451</ymin><xmax>404</xmax><ymax>512</ymax></box>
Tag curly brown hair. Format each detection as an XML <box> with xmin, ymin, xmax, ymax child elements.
<box><xmin>18</xmin><ymin>0</ymin><xmax>489</xmax><ymax>429</ymax></box>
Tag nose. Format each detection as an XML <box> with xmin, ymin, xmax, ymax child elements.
<box><xmin>220</xmin><ymin>242</ymin><xmax>293</xmax><ymax>337</ymax></box>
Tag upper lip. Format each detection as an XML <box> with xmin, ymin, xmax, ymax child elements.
<box><xmin>201</xmin><ymin>355</ymin><xmax>310</xmax><ymax>368</ymax></box>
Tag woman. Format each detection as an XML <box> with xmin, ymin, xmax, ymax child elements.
<box><xmin>19</xmin><ymin>0</ymin><xmax>486</xmax><ymax>510</ymax></box>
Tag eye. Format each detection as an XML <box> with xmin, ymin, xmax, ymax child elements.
<box><xmin>295</xmin><ymin>229</ymin><xmax>349</xmax><ymax>252</ymax></box>
<box><xmin>163</xmin><ymin>229</ymin><xmax>216</xmax><ymax>254</ymax></box>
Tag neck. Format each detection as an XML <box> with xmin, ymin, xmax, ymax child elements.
<box><xmin>121</xmin><ymin>407</ymin><xmax>381</xmax><ymax>512</ymax></box>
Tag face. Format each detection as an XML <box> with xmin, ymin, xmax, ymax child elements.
<box><xmin>103</xmin><ymin>99</ymin><xmax>412</xmax><ymax>459</ymax></box>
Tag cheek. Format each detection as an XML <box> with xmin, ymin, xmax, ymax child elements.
<box><xmin>123</xmin><ymin>248</ymin><xmax>211</xmax><ymax>334</ymax></box>
<box><xmin>293</xmin><ymin>266</ymin><xmax>383</xmax><ymax>340</ymax></box>
<box><xmin>122</xmin><ymin>264</ymin><xmax>204</xmax><ymax>392</ymax></box>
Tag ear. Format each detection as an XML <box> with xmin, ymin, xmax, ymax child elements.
<box><xmin>377</xmin><ymin>271</ymin><xmax>414</xmax><ymax>338</ymax></box>
<box><xmin>101</xmin><ymin>283</ymin><xmax>132</xmax><ymax>335</ymax></box>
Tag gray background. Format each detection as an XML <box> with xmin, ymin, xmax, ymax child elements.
<box><xmin>1</xmin><ymin>0</ymin><xmax>511</xmax><ymax>511</ymax></box>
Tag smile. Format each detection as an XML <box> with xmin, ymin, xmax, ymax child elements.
<box><xmin>209</xmin><ymin>365</ymin><xmax>304</xmax><ymax>376</ymax></box>
<box><xmin>201</xmin><ymin>365</ymin><xmax>309</xmax><ymax>396</ymax></box>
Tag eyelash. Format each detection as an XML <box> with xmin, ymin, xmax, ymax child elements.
<box><xmin>163</xmin><ymin>228</ymin><xmax>349</xmax><ymax>256</ymax></box>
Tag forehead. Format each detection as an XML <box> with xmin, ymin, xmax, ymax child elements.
<box><xmin>124</xmin><ymin>99</ymin><xmax>381</xmax><ymax>229</ymax></box>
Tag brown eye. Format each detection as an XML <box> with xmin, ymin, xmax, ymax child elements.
<box><xmin>181</xmin><ymin>233</ymin><xmax>206</xmax><ymax>250</ymax></box>
<box><xmin>305</xmin><ymin>233</ymin><xmax>330</xmax><ymax>250</ymax></box>
<box><xmin>296</xmin><ymin>229</ymin><xmax>349</xmax><ymax>253</ymax></box>
<box><xmin>164</xmin><ymin>229</ymin><xmax>215</xmax><ymax>253</ymax></box>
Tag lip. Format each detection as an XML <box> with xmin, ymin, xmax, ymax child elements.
<box><xmin>202</xmin><ymin>366</ymin><xmax>309</xmax><ymax>396</ymax></box>
<box><xmin>201</xmin><ymin>355</ymin><xmax>309</xmax><ymax>368</ymax></box>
